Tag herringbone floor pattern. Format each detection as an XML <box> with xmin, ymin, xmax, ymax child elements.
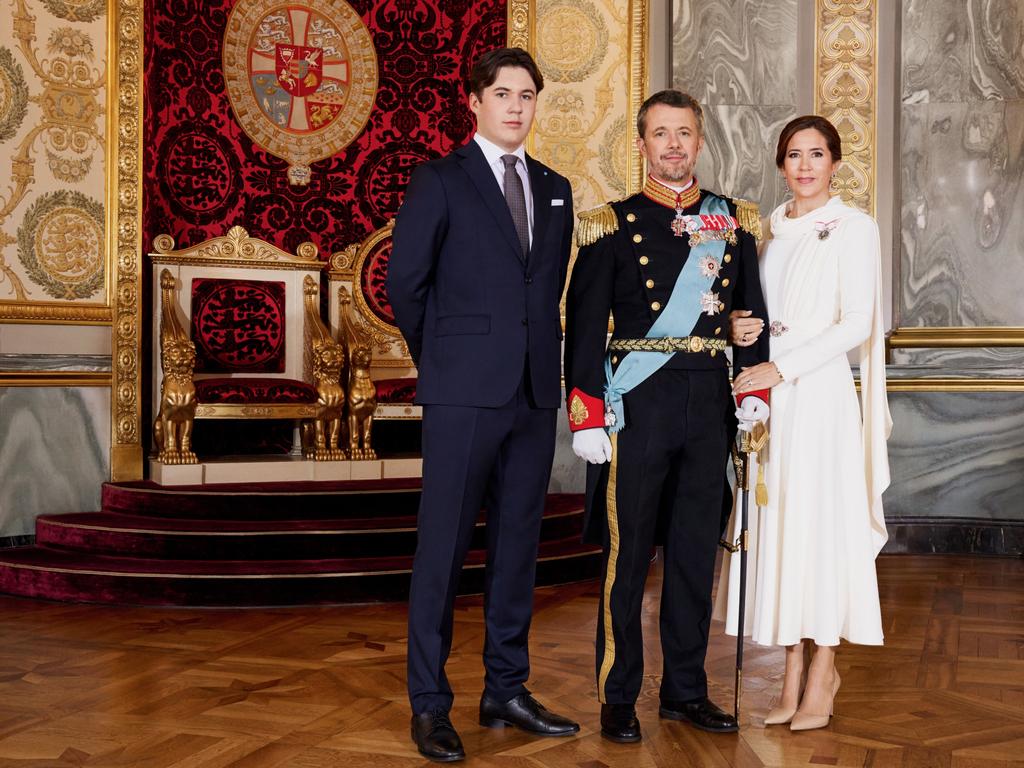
<box><xmin>0</xmin><ymin>554</ymin><xmax>1020</xmax><ymax>767</ymax></box>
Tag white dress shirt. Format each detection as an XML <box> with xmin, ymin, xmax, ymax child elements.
<box><xmin>474</xmin><ymin>132</ymin><xmax>533</xmax><ymax>246</ymax></box>
<box><xmin>659</xmin><ymin>176</ymin><xmax>696</xmax><ymax>195</ymax></box>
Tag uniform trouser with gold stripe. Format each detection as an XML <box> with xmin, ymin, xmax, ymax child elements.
<box><xmin>596</xmin><ymin>367</ymin><xmax>731</xmax><ymax>705</ymax></box>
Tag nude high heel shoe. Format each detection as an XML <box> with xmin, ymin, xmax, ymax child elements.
<box><xmin>765</xmin><ymin>669</ymin><xmax>806</xmax><ymax>725</ymax></box>
<box><xmin>790</xmin><ymin>671</ymin><xmax>841</xmax><ymax>732</ymax></box>
<box><xmin>764</xmin><ymin>703</ymin><xmax>798</xmax><ymax>726</ymax></box>
<box><xmin>765</xmin><ymin>647</ymin><xmax>808</xmax><ymax>725</ymax></box>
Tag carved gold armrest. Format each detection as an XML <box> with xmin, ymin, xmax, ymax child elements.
<box><xmin>154</xmin><ymin>268</ymin><xmax>198</xmax><ymax>465</ymax></box>
<box><xmin>302</xmin><ymin>274</ymin><xmax>347</xmax><ymax>460</ymax></box>
<box><xmin>339</xmin><ymin>284</ymin><xmax>377</xmax><ymax>460</ymax></box>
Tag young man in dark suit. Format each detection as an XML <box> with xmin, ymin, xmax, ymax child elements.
<box><xmin>388</xmin><ymin>47</ymin><xmax>578</xmax><ymax>762</ymax></box>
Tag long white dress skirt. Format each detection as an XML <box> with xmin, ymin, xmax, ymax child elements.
<box><xmin>715</xmin><ymin>342</ymin><xmax>884</xmax><ymax>647</ymax></box>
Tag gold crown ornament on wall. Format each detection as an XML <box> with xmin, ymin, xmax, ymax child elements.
<box><xmin>222</xmin><ymin>0</ymin><xmax>378</xmax><ymax>185</ymax></box>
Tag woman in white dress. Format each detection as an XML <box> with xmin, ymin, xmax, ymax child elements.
<box><xmin>718</xmin><ymin>115</ymin><xmax>892</xmax><ymax>731</ymax></box>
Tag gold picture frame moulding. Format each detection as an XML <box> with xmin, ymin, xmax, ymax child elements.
<box><xmin>887</xmin><ymin>327</ymin><xmax>1024</xmax><ymax>348</ymax></box>
<box><xmin>109</xmin><ymin>0</ymin><xmax>145</xmax><ymax>481</ymax></box>
<box><xmin>0</xmin><ymin>371</ymin><xmax>111</xmax><ymax>387</ymax></box>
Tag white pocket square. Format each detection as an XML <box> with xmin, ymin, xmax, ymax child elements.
<box><xmin>551</xmin><ymin>199</ymin><xmax>564</xmax><ymax>206</ymax></box>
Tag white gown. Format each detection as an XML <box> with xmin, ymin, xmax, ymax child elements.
<box><xmin>715</xmin><ymin>196</ymin><xmax>892</xmax><ymax>647</ymax></box>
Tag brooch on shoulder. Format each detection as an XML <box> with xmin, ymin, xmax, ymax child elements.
<box><xmin>814</xmin><ymin>219</ymin><xmax>839</xmax><ymax>240</ymax></box>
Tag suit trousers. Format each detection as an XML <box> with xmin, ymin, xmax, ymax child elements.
<box><xmin>407</xmin><ymin>377</ymin><xmax>557</xmax><ymax>714</ymax></box>
<box><xmin>595</xmin><ymin>368</ymin><xmax>731</xmax><ymax>705</ymax></box>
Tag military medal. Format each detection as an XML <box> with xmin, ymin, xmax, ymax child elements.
<box><xmin>700</xmin><ymin>290</ymin><xmax>721</xmax><ymax>316</ymax></box>
<box><xmin>698</xmin><ymin>255</ymin><xmax>721</xmax><ymax>278</ymax></box>
<box><xmin>671</xmin><ymin>209</ymin><xmax>687</xmax><ymax>237</ymax></box>
<box><xmin>604</xmin><ymin>404</ymin><xmax>617</xmax><ymax>428</ymax></box>
<box><xmin>641</xmin><ymin>175</ymin><xmax>701</xmax><ymax>236</ymax></box>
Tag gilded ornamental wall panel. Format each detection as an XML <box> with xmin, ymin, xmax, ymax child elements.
<box><xmin>815</xmin><ymin>0</ymin><xmax>877</xmax><ymax>215</ymax></box>
<box><xmin>0</xmin><ymin>0</ymin><xmax>111</xmax><ymax>322</ymax></box>
<box><xmin>511</xmin><ymin>0</ymin><xmax>647</xmax><ymax>233</ymax></box>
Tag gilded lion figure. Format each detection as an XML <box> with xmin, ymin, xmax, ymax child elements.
<box><xmin>303</xmin><ymin>341</ymin><xmax>347</xmax><ymax>461</ymax></box>
<box><xmin>347</xmin><ymin>343</ymin><xmax>377</xmax><ymax>460</ymax></box>
<box><xmin>154</xmin><ymin>336</ymin><xmax>198</xmax><ymax>465</ymax></box>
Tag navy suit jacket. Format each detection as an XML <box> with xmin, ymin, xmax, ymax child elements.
<box><xmin>388</xmin><ymin>141</ymin><xmax>574</xmax><ymax>409</ymax></box>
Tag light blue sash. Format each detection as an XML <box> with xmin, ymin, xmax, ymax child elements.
<box><xmin>604</xmin><ymin>195</ymin><xmax>730</xmax><ymax>433</ymax></box>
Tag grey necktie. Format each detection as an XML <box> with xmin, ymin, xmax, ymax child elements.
<box><xmin>501</xmin><ymin>154</ymin><xmax>530</xmax><ymax>258</ymax></box>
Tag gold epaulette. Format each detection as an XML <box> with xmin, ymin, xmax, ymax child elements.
<box><xmin>733</xmin><ymin>198</ymin><xmax>763</xmax><ymax>242</ymax></box>
<box><xmin>576</xmin><ymin>203</ymin><xmax>619</xmax><ymax>248</ymax></box>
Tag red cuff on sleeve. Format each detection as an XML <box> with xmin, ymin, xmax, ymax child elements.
<box><xmin>735</xmin><ymin>388</ymin><xmax>769</xmax><ymax>407</ymax></box>
<box><xmin>566</xmin><ymin>388</ymin><xmax>606</xmax><ymax>432</ymax></box>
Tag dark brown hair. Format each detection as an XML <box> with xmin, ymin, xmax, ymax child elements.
<box><xmin>775</xmin><ymin>115</ymin><xmax>842</xmax><ymax>167</ymax></box>
<box><xmin>468</xmin><ymin>48</ymin><xmax>544</xmax><ymax>98</ymax></box>
<box><xmin>636</xmin><ymin>90</ymin><xmax>704</xmax><ymax>137</ymax></box>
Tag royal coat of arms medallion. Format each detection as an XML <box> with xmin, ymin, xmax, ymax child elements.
<box><xmin>223</xmin><ymin>0</ymin><xmax>378</xmax><ymax>185</ymax></box>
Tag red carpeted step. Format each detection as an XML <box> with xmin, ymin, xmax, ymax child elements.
<box><xmin>0</xmin><ymin>537</ymin><xmax>602</xmax><ymax>607</ymax></box>
<box><xmin>35</xmin><ymin>497</ymin><xmax>586</xmax><ymax>560</ymax></box>
<box><xmin>4</xmin><ymin>481</ymin><xmax>601</xmax><ymax>607</ymax></box>
<box><xmin>101</xmin><ymin>479</ymin><xmax>425</xmax><ymax>520</ymax></box>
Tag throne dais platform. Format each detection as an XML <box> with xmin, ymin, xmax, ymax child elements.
<box><xmin>0</xmin><ymin>480</ymin><xmax>600</xmax><ymax>607</ymax></box>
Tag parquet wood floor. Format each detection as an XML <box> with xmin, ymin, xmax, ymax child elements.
<box><xmin>0</xmin><ymin>554</ymin><xmax>1020</xmax><ymax>767</ymax></box>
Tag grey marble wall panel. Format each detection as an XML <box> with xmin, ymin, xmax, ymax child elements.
<box><xmin>696</xmin><ymin>105</ymin><xmax>793</xmax><ymax>209</ymax></box>
<box><xmin>549</xmin><ymin>398</ymin><xmax>585</xmax><ymax>494</ymax></box>
<box><xmin>900</xmin><ymin>0</ymin><xmax>1024</xmax><ymax>339</ymax></box>
<box><xmin>672</xmin><ymin>0</ymin><xmax>798</xmax><ymax>209</ymax></box>
<box><xmin>890</xmin><ymin>347</ymin><xmax>1024</xmax><ymax>368</ymax></box>
<box><xmin>0</xmin><ymin>387</ymin><xmax>109</xmax><ymax>537</ymax></box>
<box><xmin>968</xmin><ymin>0</ymin><xmax>1024</xmax><ymax>100</ymax></box>
<box><xmin>0</xmin><ymin>354</ymin><xmax>111</xmax><ymax>372</ymax></box>
<box><xmin>672</xmin><ymin>0</ymin><xmax>798</xmax><ymax>106</ymax></box>
<box><xmin>900</xmin><ymin>99</ymin><xmax>1024</xmax><ymax>329</ymax></box>
<box><xmin>883</xmin><ymin>390</ymin><xmax>1024</xmax><ymax>521</ymax></box>
<box><xmin>901</xmin><ymin>0</ymin><xmax>971</xmax><ymax>103</ymax></box>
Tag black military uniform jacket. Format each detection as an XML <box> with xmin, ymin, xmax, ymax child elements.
<box><xmin>563</xmin><ymin>176</ymin><xmax>771</xmax><ymax>542</ymax></box>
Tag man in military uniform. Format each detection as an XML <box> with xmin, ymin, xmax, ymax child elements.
<box><xmin>564</xmin><ymin>90</ymin><xmax>770</xmax><ymax>741</ymax></box>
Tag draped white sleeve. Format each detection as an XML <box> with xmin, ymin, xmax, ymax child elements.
<box><xmin>769</xmin><ymin>208</ymin><xmax>892</xmax><ymax>555</ymax></box>
<box><xmin>772</xmin><ymin>216</ymin><xmax>877</xmax><ymax>382</ymax></box>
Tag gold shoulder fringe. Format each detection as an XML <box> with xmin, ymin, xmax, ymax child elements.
<box><xmin>733</xmin><ymin>198</ymin><xmax>763</xmax><ymax>242</ymax></box>
<box><xmin>576</xmin><ymin>203</ymin><xmax>619</xmax><ymax>248</ymax></box>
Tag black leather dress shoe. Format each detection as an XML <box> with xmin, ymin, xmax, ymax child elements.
<box><xmin>659</xmin><ymin>697</ymin><xmax>738</xmax><ymax>733</ymax></box>
<box><xmin>600</xmin><ymin>703</ymin><xmax>641</xmax><ymax>743</ymax></box>
<box><xmin>411</xmin><ymin>710</ymin><xmax>465</xmax><ymax>762</ymax></box>
<box><xmin>479</xmin><ymin>693</ymin><xmax>580</xmax><ymax>736</ymax></box>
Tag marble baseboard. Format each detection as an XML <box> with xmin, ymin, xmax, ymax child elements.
<box><xmin>883</xmin><ymin>517</ymin><xmax>1023</xmax><ymax>556</ymax></box>
<box><xmin>884</xmin><ymin>390</ymin><xmax>1024</xmax><ymax>521</ymax></box>
<box><xmin>550</xmin><ymin>404</ymin><xmax>585</xmax><ymax>493</ymax></box>
<box><xmin>889</xmin><ymin>347</ymin><xmax>1024</xmax><ymax>369</ymax></box>
<box><xmin>0</xmin><ymin>387</ymin><xmax>109</xmax><ymax>538</ymax></box>
<box><xmin>0</xmin><ymin>535</ymin><xmax>35</xmax><ymax>550</ymax></box>
<box><xmin>0</xmin><ymin>354</ymin><xmax>112</xmax><ymax>372</ymax></box>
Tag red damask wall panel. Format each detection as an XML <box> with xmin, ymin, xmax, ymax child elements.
<box><xmin>142</xmin><ymin>0</ymin><xmax>508</xmax><ymax>258</ymax></box>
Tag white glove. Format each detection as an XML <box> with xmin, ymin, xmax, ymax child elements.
<box><xmin>735</xmin><ymin>396</ymin><xmax>769</xmax><ymax>432</ymax></box>
<box><xmin>572</xmin><ymin>428</ymin><xmax>613</xmax><ymax>464</ymax></box>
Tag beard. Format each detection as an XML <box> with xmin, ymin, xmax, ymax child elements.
<box><xmin>649</xmin><ymin>154</ymin><xmax>695</xmax><ymax>184</ymax></box>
